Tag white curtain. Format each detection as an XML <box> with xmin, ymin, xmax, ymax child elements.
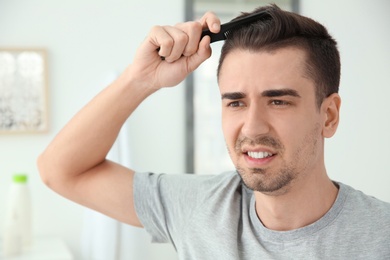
<box><xmin>80</xmin><ymin>72</ymin><xmax>153</xmax><ymax>260</ymax></box>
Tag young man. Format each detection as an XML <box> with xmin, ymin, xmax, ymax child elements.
<box><xmin>38</xmin><ymin>4</ymin><xmax>390</xmax><ymax>259</ymax></box>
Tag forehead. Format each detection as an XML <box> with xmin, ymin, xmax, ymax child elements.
<box><xmin>218</xmin><ymin>47</ymin><xmax>313</xmax><ymax>94</ymax></box>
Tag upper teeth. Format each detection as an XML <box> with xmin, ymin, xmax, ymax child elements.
<box><xmin>248</xmin><ymin>151</ymin><xmax>273</xmax><ymax>159</ymax></box>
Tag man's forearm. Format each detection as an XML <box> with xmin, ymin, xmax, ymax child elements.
<box><xmin>37</xmin><ymin>65</ymin><xmax>156</xmax><ymax>184</ymax></box>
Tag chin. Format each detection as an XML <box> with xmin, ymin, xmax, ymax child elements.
<box><xmin>236</xmin><ymin>166</ymin><xmax>294</xmax><ymax>196</ymax></box>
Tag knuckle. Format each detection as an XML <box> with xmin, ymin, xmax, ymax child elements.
<box><xmin>188</xmin><ymin>21</ymin><xmax>202</xmax><ymax>32</ymax></box>
<box><xmin>176</xmin><ymin>33</ymin><xmax>189</xmax><ymax>45</ymax></box>
<box><xmin>205</xmin><ymin>11</ymin><xmax>216</xmax><ymax>17</ymax></box>
<box><xmin>175</xmin><ymin>22</ymin><xmax>185</xmax><ymax>27</ymax></box>
<box><xmin>203</xmin><ymin>11</ymin><xmax>217</xmax><ymax>21</ymax></box>
<box><xmin>194</xmin><ymin>21</ymin><xmax>203</xmax><ymax>30</ymax></box>
<box><xmin>161</xmin><ymin>37</ymin><xmax>174</xmax><ymax>46</ymax></box>
<box><xmin>150</xmin><ymin>25</ymin><xmax>162</xmax><ymax>34</ymax></box>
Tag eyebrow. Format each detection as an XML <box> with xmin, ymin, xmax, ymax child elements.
<box><xmin>221</xmin><ymin>92</ymin><xmax>246</xmax><ymax>100</ymax></box>
<box><xmin>221</xmin><ymin>88</ymin><xmax>301</xmax><ymax>100</ymax></box>
<box><xmin>261</xmin><ymin>88</ymin><xmax>301</xmax><ymax>98</ymax></box>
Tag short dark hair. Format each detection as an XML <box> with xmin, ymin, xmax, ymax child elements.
<box><xmin>217</xmin><ymin>4</ymin><xmax>340</xmax><ymax>108</ymax></box>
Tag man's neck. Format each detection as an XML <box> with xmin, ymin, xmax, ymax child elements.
<box><xmin>254</xmin><ymin>174</ymin><xmax>339</xmax><ymax>231</ymax></box>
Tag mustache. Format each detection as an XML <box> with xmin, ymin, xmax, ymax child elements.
<box><xmin>235</xmin><ymin>135</ymin><xmax>284</xmax><ymax>152</ymax></box>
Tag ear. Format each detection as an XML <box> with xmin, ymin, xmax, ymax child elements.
<box><xmin>321</xmin><ymin>93</ymin><xmax>341</xmax><ymax>138</ymax></box>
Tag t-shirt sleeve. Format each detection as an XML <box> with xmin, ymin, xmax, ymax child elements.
<box><xmin>133</xmin><ymin>172</ymin><xmax>204</xmax><ymax>244</ymax></box>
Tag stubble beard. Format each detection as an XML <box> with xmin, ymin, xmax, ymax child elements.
<box><xmin>232</xmin><ymin>135</ymin><xmax>295</xmax><ymax>195</ymax></box>
<box><xmin>232</xmin><ymin>127</ymin><xmax>320</xmax><ymax>196</ymax></box>
<box><xmin>236</xmin><ymin>164</ymin><xmax>296</xmax><ymax>196</ymax></box>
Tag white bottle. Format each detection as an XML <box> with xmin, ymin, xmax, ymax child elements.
<box><xmin>2</xmin><ymin>173</ymin><xmax>32</xmax><ymax>256</ymax></box>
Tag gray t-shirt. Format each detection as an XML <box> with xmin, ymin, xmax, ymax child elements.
<box><xmin>134</xmin><ymin>171</ymin><xmax>390</xmax><ymax>259</ymax></box>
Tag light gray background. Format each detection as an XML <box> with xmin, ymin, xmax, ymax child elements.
<box><xmin>0</xmin><ymin>0</ymin><xmax>389</xmax><ymax>259</ymax></box>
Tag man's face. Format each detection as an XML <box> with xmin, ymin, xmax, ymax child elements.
<box><xmin>218</xmin><ymin>47</ymin><xmax>326</xmax><ymax>195</ymax></box>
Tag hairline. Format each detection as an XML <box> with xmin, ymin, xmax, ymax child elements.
<box><xmin>217</xmin><ymin>44</ymin><xmax>324</xmax><ymax>109</ymax></box>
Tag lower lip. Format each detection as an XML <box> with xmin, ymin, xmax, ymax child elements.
<box><xmin>244</xmin><ymin>154</ymin><xmax>276</xmax><ymax>167</ymax></box>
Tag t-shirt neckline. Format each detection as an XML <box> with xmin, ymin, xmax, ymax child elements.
<box><xmin>248</xmin><ymin>182</ymin><xmax>348</xmax><ymax>243</ymax></box>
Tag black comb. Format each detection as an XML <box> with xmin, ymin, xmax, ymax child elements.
<box><xmin>158</xmin><ymin>10</ymin><xmax>269</xmax><ymax>60</ymax></box>
<box><xmin>201</xmin><ymin>10</ymin><xmax>270</xmax><ymax>43</ymax></box>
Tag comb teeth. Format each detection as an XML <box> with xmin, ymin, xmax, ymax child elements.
<box><xmin>223</xmin><ymin>30</ymin><xmax>231</xmax><ymax>40</ymax></box>
<box><xmin>224</xmin><ymin>28</ymin><xmax>238</xmax><ymax>39</ymax></box>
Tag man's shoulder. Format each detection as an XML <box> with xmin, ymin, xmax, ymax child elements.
<box><xmin>342</xmin><ymin>182</ymin><xmax>390</xmax><ymax>207</ymax></box>
<box><xmin>340</xmin><ymin>182</ymin><xmax>390</xmax><ymax>220</ymax></box>
<box><xmin>135</xmin><ymin>170</ymin><xmax>243</xmax><ymax>195</ymax></box>
<box><xmin>335</xmin><ymin>183</ymin><xmax>390</xmax><ymax>255</ymax></box>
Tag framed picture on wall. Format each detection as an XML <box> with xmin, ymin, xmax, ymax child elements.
<box><xmin>0</xmin><ymin>48</ymin><xmax>49</xmax><ymax>133</ymax></box>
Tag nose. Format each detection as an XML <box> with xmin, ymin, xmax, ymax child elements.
<box><xmin>241</xmin><ymin>104</ymin><xmax>270</xmax><ymax>139</ymax></box>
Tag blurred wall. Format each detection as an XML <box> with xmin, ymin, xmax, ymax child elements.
<box><xmin>0</xmin><ymin>0</ymin><xmax>185</xmax><ymax>258</ymax></box>
<box><xmin>301</xmin><ymin>0</ymin><xmax>390</xmax><ymax>202</ymax></box>
<box><xmin>0</xmin><ymin>0</ymin><xmax>389</xmax><ymax>259</ymax></box>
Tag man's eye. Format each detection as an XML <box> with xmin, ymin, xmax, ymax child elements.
<box><xmin>228</xmin><ymin>101</ymin><xmax>244</xmax><ymax>107</ymax></box>
<box><xmin>270</xmin><ymin>100</ymin><xmax>290</xmax><ymax>106</ymax></box>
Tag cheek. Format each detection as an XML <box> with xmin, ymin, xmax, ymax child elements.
<box><xmin>222</xmin><ymin>114</ymin><xmax>240</xmax><ymax>151</ymax></box>
<box><xmin>290</xmin><ymin>122</ymin><xmax>323</xmax><ymax>162</ymax></box>
<box><xmin>273</xmin><ymin>117</ymin><xmax>316</xmax><ymax>153</ymax></box>
<box><xmin>222</xmin><ymin>119</ymin><xmax>233</xmax><ymax>146</ymax></box>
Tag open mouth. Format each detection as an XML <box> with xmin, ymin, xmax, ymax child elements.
<box><xmin>247</xmin><ymin>151</ymin><xmax>274</xmax><ymax>159</ymax></box>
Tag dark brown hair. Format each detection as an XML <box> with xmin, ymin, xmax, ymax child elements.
<box><xmin>217</xmin><ymin>4</ymin><xmax>340</xmax><ymax>108</ymax></box>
